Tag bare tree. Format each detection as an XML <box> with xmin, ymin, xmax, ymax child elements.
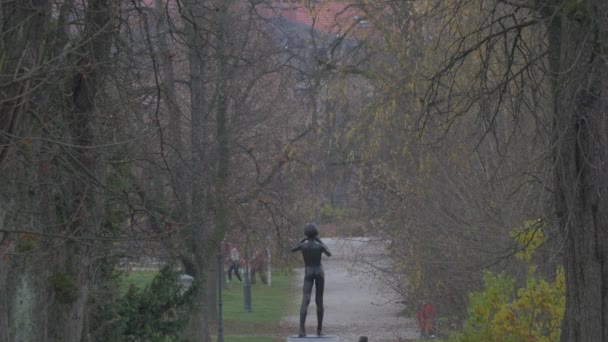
<box><xmin>396</xmin><ymin>0</ymin><xmax>608</xmax><ymax>339</ymax></box>
<box><xmin>310</xmin><ymin>0</ymin><xmax>553</xmax><ymax>323</ymax></box>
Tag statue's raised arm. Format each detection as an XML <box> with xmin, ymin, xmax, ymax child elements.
<box><xmin>318</xmin><ymin>238</ymin><xmax>331</xmax><ymax>257</ymax></box>
<box><xmin>293</xmin><ymin>236</ymin><xmax>330</xmax><ymax>255</ymax></box>
<box><xmin>291</xmin><ymin>240</ymin><xmax>304</xmax><ymax>252</ymax></box>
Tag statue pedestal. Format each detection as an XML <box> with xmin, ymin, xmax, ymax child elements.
<box><xmin>287</xmin><ymin>335</ymin><xmax>339</xmax><ymax>342</ymax></box>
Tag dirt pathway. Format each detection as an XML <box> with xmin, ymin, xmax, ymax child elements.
<box><xmin>281</xmin><ymin>237</ymin><xmax>419</xmax><ymax>341</ymax></box>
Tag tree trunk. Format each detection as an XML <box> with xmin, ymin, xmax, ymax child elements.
<box><xmin>0</xmin><ymin>1</ymin><xmax>51</xmax><ymax>341</ymax></box>
<box><xmin>207</xmin><ymin>254</ymin><xmax>218</xmax><ymax>320</ymax></box>
<box><xmin>184</xmin><ymin>0</ymin><xmax>212</xmax><ymax>340</ymax></box>
<box><xmin>155</xmin><ymin>0</ymin><xmax>187</xmax><ymax>211</ymax></box>
<box><xmin>0</xmin><ymin>209</ymin><xmax>9</xmax><ymax>342</ymax></box>
<box><xmin>549</xmin><ymin>2</ymin><xmax>608</xmax><ymax>340</ymax></box>
<box><xmin>184</xmin><ymin>255</ymin><xmax>212</xmax><ymax>342</ymax></box>
<box><xmin>47</xmin><ymin>1</ymin><xmax>115</xmax><ymax>340</ymax></box>
<box><xmin>209</xmin><ymin>0</ymin><xmax>231</xmax><ymax>322</ymax></box>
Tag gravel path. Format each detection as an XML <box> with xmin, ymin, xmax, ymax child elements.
<box><xmin>282</xmin><ymin>237</ymin><xmax>419</xmax><ymax>341</ymax></box>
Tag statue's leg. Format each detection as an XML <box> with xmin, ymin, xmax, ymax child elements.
<box><xmin>299</xmin><ymin>275</ymin><xmax>313</xmax><ymax>337</ymax></box>
<box><xmin>315</xmin><ymin>274</ymin><xmax>325</xmax><ymax>336</ymax></box>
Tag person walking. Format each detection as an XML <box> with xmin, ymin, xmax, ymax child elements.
<box><xmin>227</xmin><ymin>245</ymin><xmax>242</xmax><ymax>283</ymax></box>
<box><xmin>250</xmin><ymin>249</ymin><xmax>268</xmax><ymax>285</ymax></box>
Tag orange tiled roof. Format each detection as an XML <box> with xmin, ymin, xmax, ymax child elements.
<box><xmin>138</xmin><ymin>0</ymin><xmax>371</xmax><ymax>37</ymax></box>
<box><xmin>264</xmin><ymin>1</ymin><xmax>369</xmax><ymax>37</ymax></box>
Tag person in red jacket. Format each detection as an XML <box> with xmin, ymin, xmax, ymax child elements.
<box><xmin>250</xmin><ymin>249</ymin><xmax>267</xmax><ymax>285</ymax></box>
<box><xmin>416</xmin><ymin>303</ymin><xmax>436</xmax><ymax>339</ymax></box>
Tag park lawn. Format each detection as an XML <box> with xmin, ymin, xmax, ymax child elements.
<box><xmin>220</xmin><ymin>272</ymin><xmax>293</xmax><ymax>339</ymax></box>
<box><xmin>120</xmin><ymin>270</ymin><xmax>158</xmax><ymax>292</ymax></box>
<box><xmin>212</xmin><ymin>338</ymin><xmax>273</xmax><ymax>342</ymax></box>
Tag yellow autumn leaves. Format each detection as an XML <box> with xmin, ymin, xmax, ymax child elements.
<box><xmin>452</xmin><ymin>221</ymin><xmax>565</xmax><ymax>342</ymax></box>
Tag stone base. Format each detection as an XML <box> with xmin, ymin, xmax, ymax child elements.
<box><xmin>287</xmin><ymin>335</ymin><xmax>339</xmax><ymax>342</ymax></box>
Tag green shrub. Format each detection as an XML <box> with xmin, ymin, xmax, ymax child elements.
<box><xmin>450</xmin><ymin>269</ymin><xmax>564</xmax><ymax>342</ymax></box>
<box><xmin>91</xmin><ymin>266</ymin><xmax>195</xmax><ymax>341</ymax></box>
<box><xmin>450</xmin><ymin>221</ymin><xmax>564</xmax><ymax>342</ymax></box>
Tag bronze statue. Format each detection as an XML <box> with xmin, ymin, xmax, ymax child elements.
<box><xmin>291</xmin><ymin>223</ymin><xmax>331</xmax><ymax>337</ymax></box>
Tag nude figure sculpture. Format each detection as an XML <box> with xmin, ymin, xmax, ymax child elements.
<box><xmin>291</xmin><ymin>223</ymin><xmax>332</xmax><ymax>337</ymax></box>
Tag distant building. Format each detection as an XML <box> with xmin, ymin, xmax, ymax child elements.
<box><xmin>261</xmin><ymin>0</ymin><xmax>370</xmax><ymax>38</ymax></box>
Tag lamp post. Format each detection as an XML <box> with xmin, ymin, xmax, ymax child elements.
<box><xmin>216</xmin><ymin>253</ymin><xmax>224</xmax><ymax>342</ymax></box>
<box><xmin>243</xmin><ymin>250</ymin><xmax>252</xmax><ymax>312</ymax></box>
<box><xmin>241</xmin><ymin>200</ymin><xmax>252</xmax><ymax>312</ymax></box>
<box><xmin>266</xmin><ymin>234</ymin><xmax>272</xmax><ymax>286</ymax></box>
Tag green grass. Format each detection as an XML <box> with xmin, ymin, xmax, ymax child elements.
<box><xmin>212</xmin><ymin>338</ymin><xmax>274</xmax><ymax>342</ymax></box>
<box><xmin>120</xmin><ymin>270</ymin><xmax>158</xmax><ymax>293</ymax></box>
<box><xmin>223</xmin><ymin>273</ymin><xmax>292</xmax><ymax>322</ymax></box>
<box><xmin>220</xmin><ymin>272</ymin><xmax>293</xmax><ymax>338</ymax></box>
